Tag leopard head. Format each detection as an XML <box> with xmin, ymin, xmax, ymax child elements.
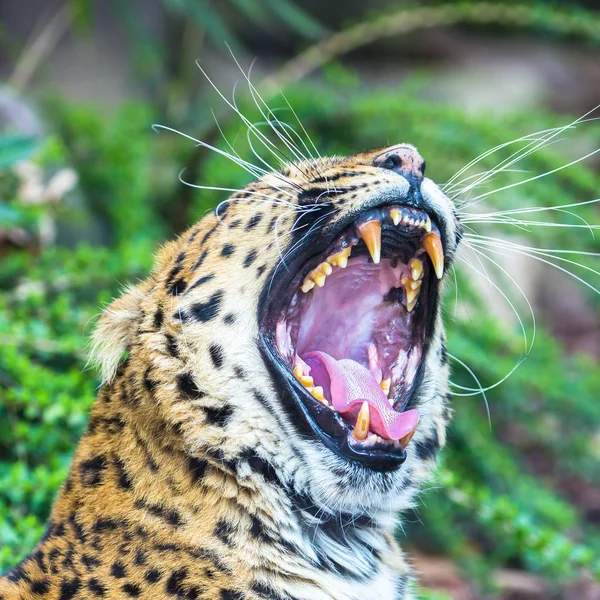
<box><xmin>92</xmin><ymin>144</ymin><xmax>461</xmax><ymax>516</ymax></box>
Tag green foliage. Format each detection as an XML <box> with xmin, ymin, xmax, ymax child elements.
<box><xmin>1</xmin><ymin>23</ymin><xmax>600</xmax><ymax>598</ymax></box>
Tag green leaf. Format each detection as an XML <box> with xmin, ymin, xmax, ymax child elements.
<box><xmin>0</xmin><ymin>135</ymin><xmax>38</xmax><ymax>170</ymax></box>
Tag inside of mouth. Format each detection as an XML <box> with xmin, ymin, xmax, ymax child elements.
<box><xmin>276</xmin><ymin>251</ymin><xmax>427</xmax><ymax>445</ymax></box>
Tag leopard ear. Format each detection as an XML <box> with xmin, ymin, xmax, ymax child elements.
<box><xmin>89</xmin><ymin>280</ymin><xmax>151</xmax><ymax>383</ymax></box>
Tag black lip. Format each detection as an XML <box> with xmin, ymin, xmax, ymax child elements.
<box><xmin>258</xmin><ymin>201</ymin><xmax>443</xmax><ymax>471</ymax></box>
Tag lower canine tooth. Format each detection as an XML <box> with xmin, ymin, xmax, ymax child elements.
<box><xmin>353</xmin><ymin>401</ymin><xmax>370</xmax><ymax>441</ymax></box>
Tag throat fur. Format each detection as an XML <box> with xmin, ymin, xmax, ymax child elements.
<box><xmin>0</xmin><ymin>356</ymin><xmax>413</xmax><ymax>600</ymax></box>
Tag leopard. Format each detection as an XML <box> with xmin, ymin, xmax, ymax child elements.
<box><xmin>0</xmin><ymin>142</ymin><xmax>461</xmax><ymax>600</ymax></box>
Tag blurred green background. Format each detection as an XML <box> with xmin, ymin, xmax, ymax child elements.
<box><xmin>1</xmin><ymin>1</ymin><xmax>600</xmax><ymax>598</ymax></box>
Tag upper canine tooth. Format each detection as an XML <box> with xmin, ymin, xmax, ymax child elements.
<box><xmin>421</xmin><ymin>232</ymin><xmax>444</xmax><ymax>279</ymax></box>
<box><xmin>409</xmin><ymin>258</ymin><xmax>423</xmax><ymax>281</ymax></box>
<box><xmin>353</xmin><ymin>401</ymin><xmax>370</xmax><ymax>441</ymax></box>
<box><xmin>390</xmin><ymin>209</ymin><xmax>401</xmax><ymax>226</ymax></box>
<box><xmin>358</xmin><ymin>220</ymin><xmax>381</xmax><ymax>264</ymax></box>
<box><xmin>424</xmin><ymin>216</ymin><xmax>432</xmax><ymax>233</ymax></box>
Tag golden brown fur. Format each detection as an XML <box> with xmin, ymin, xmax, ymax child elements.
<box><xmin>0</xmin><ymin>145</ymin><xmax>459</xmax><ymax>600</ymax></box>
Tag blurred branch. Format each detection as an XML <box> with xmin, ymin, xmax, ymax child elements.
<box><xmin>8</xmin><ymin>4</ymin><xmax>72</xmax><ymax>93</ymax></box>
<box><xmin>262</xmin><ymin>2</ymin><xmax>600</xmax><ymax>94</ymax></box>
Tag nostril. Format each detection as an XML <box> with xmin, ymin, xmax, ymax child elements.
<box><xmin>380</xmin><ymin>154</ymin><xmax>403</xmax><ymax>171</ymax></box>
<box><xmin>374</xmin><ymin>146</ymin><xmax>426</xmax><ymax>182</ymax></box>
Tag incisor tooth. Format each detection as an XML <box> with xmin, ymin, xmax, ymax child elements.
<box><xmin>422</xmin><ymin>231</ymin><xmax>444</xmax><ymax>279</ymax></box>
<box><xmin>390</xmin><ymin>208</ymin><xmax>401</xmax><ymax>226</ymax></box>
<box><xmin>409</xmin><ymin>258</ymin><xmax>423</xmax><ymax>281</ymax></box>
<box><xmin>293</xmin><ymin>366</ymin><xmax>304</xmax><ymax>379</ymax></box>
<box><xmin>424</xmin><ymin>216</ymin><xmax>432</xmax><ymax>233</ymax></box>
<box><xmin>358</xmin><ymin>220</ymin><xmax>381</xmax><ymax>264</ymax></box>
<box><xmin>353</xmin><ymin>401</ymin><xmax>370</xmax><ymax>441</ymax></box>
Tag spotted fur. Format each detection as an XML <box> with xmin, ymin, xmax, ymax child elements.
<box><xmin>0</xmin><ymin>144</ymin><xmax>460</xmax><ymax>600</ymax></box>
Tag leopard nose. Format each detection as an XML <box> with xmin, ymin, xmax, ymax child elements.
<box><xmin>373</xmin><ymin>145</ymin><xmax>426</xmax><ymax>194</ymax></box>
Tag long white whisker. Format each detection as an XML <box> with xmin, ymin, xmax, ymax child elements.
<box><xmin>458</xmin><ymin>244</ymin><xmax>534</xmax><ymax>354</ymax></box>
<box><xmin>153</xmin><ymin>123</ymin><xmax>267</xmax><ymax>181</ymax></box>
<box><xmin>463</xmin><ymin>148</ymin><xmax>600</xmax><ymax>208</ymax></box>
<box><xmin>195</xmin><ymin>60</ymin><xmax>300</xmax><ymax>182</ymax></box>
<box><xmin>466</xmin><ymin>236</ymin><xmax>600</xmax><ymax>296</ymax></box>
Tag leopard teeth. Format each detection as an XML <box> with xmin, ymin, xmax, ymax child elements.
<box><xmin>409</xmin><ymin>257</ymin><xmax>423</xmax><ymax>281</ymax></box>
<box><xmin>327</xmin><ymin>246</ymin><xmax>352</xmax><ymax>269</ymax></box>
<box><xmin>422</xmin><ymin>231</ymin><xmax>444</xmax><ymax>279</ymax></box>
<box><xmin>352</xmin><ymin>401</ymin><xmax>370</xmax><ymax>441</ymax></box>
<box><xmin>302</xmin><ymin>248</ymin><xmax>352</xmax><ymax>293</ymax></box>
<box><xmin>390</xmin><ymin>208</ymin><xmax>402</xmax><ymax>226</ymax></box>
<box><xmin>293</xmin><ymin>366</ymin><xmax>329</xmax><ymax>406</ymax></box>
<box><xmin>358</xmin><ymin>220</ymin><xmax>381</xmax><ymax>264</ymax></box>
<box><xmin>401</xmin><ymin>275</ymin><xmax>421</xmax><ymax>312</ymax></box>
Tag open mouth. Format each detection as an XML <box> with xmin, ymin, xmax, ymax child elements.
<box><xmin>259</xmin><ymin>205</ymin><xmax>445</xmax><ymax>471</ymax></box>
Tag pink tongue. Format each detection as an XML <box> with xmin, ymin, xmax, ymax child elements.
<box><xmin>302</xmin><ymin>351</ymin><xmax>419</xmax><ymax>441</ymax></box>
